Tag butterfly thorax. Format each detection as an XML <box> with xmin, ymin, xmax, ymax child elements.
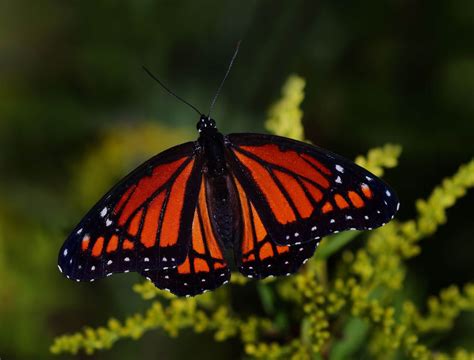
<box><xmin>197</xmin><ymin>116</ymin><xmax>241</xmax><ymax>251</ymax></box>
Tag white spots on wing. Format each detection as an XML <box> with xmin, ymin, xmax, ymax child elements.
<box><xmin>78</xmin><ymin>265</ymin><xmax>82</xmax><ymax>269</ymax></box>
<box><xmin>335</xmin><ymin>164</ymin><xmax>344</xmax><ymax>173</ymax></box>
<box><xmin>295</xmin><ymin>241</ymin><xmax>301</xmax><ymax>245</ymax></box>
<box><xmin>146</xmin><ymin>276</ymin><xmax>151</xmax><ymax>281</ymax></box>
<box><xmin>366</xmin><ymin>176</ymin><xmax>373</xmax><ymax>181</ymax></box>
<box><xmin>330</xmin><ymin>219</ymin><xmax>335</xmax><ymax>224</ymax></box>
<box><xmin>76</xmin><ymin>228</ymin><xmax>83</xmax><ymax>235</ymax></box>
<box><xmin>396</xmin><ymin>202</ymin><xmax>400</xmax><ymax>211</ymax></box>
<box><xmin>286</xmin><ymin>273</ymin><xmax>291</xmax><ymax>276</ymax></box>
<box><xmin>124</xmin><ymin>270</ymin><xmax>130</xmax><ymax>273</ymax></box>
<box><xmin>100</xmin><ymin>207</ymin><xmax>108</xmax><ymax>217</ymax></box>
<box><xmin>377</xmin><ymin>210</ymin><xmax>381</xmax><ymax>214</ymax></box>
<box><xmin>311</xmin><ymin>226</ymin><xmax>317</xmax><ymax>231</ymax></box>
<box><xmin>386</xmin><ymin>190</ymin><xmax>391</xmax><ymax>197</ymax></box>
<box><xmin>58</xmin><ymin>265</ymin><xmax>63</xmax><ymax>273</ymax></box>
<box><xmin>350</xmin><ymin>227</ymin><xmax>356</xmax><ymax>230</ymax></box>
<box><xmin>286</xmin><ymin>235</ymin><xmax>290</xmax><ymax>240</ymax></box>
<box><xmin>144</xmin><ymin>257</ymin><xmax>150</xmax><ymax>262</ymax></box>
<box><xmin>223</xmin><ymin>280</ymin><xmax>229</xmax><ymax>285</ymax></box>
<box><xmin>346</xmin><ymin>215</ymin><xmax>353</xmax><ymax>220</ymax></box>
<box><xmin>163</xmin><ymin>267</ymin><xmax>169</xmax><ymax>270</ymax></box>
<box><xmin>171</xmin><ymin>257</ymin><xmax>175</xmax><ymax>261</ymax></box>
<box><xmin>144</xmin><ymin>268</ymin><xmax>150</xmax><ymax>272</ymax></box>
<box><xmin>367</xmin><ymin>227</ymin><xmax>373</xmax><ymax>230</ymax></box>
<box><xmin>284</xmin><ymin>261</ymin><xmax>289</xmax><ymax>265</ymax></box>
<box><xmin>124</xmin><ymin>257</ymin><xmax>130</xmax><ymax>262</ymax></box>
<box><xmin>69</xmin><ymin>259</ymin><xmax>73</xmax><ymax>264</ymax></box>
<box><xmin>162</xmin><ymin>257</ymin><xmax>167</xmax><ymax>262</ymax></box>
<box><xmin>184</xmin><ymin>282</ymin><xmax>188</xmax><ymax>286</ymax></box>
<box><xmin>164</xmin><ymin>275</ymin><xmax>169</xmax><ymax>279</ymax></box>
<box><xmin>106</xmin><ymin>273</ymin><xmax>112</xmax><ymax>277</ymax></box>
<box><xmin>105</xmin><ymin>219</ymin><xmax>113</xmax><ymax>227</ymax></box>
<box><xmin>335</xmin><ymin>176</ymin><xmax>342</xmax><ymax>184</ymax></box>
<box><xmin>91</xmin><ymin>266</ymin><xmax>96</xmax><ymax>271</ymax></box>
<box><xmin>299</xmin><ymin>247</ymin><xmax>304</xmax><ymax>251</ymax></box>
<box><xmin>294</xmin><ymin>232</ymin><xmax>299</xmax><ymax>237</ymax></box>
<box><xmin>201</xmin><ymin>279</ymin><xmax>206</xmax><ymax>282</ymax></box>
<box><xmin>107</xmin><ymin>260</ymin><xmax>113</xmax><ymax>266</ymax></box>
<box><xmin>361</xmin><ymin>183</ymin><xmax>369</xmax><ymax>191</ymax></box>
<box><xmin>334</xmin><ymin>231</ymin><xmax>339</xmax><ymax>234</ymax></box>
<box><xmin>267</xmin><ymin>264</ymin><xmax>272</xmax><ymax>268</ymax></box>
<box><xmin>76</xmin><ymin>279</ymin><xmax>80</xmax><ymax>282</ymax></box>
<box><xmin>248</xmin><ymin>266</ymin><xmax>253</xmax><ymax>270</ymax></box>
<box><xmin>364</xmin><ymin>215</ymin><xmax>369</xmax><ymax>220</ymax></box>
<box><xmin>247</xmin><ymin>275</ymin><xmax>253</xmax><ymax>278</ymax></box>
<box><xmin>220</xmin><ymin>273</ymin><xmax>226</xmax><ymax>276</ymax></box>
<box><xmin>63</xmin><ymin>249</ymin><xmax>68</xmax><ymax>257</ymax></box>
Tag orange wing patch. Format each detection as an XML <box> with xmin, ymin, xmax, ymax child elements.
<box><xmin>159</xmin><ymin>159</ymin><xmax>195</xmax><ymax>247</ymax></box>
<box><xmin>239</xmin><ymin>145</ymin><xmax>331</xmax><ymax>188</ymax></box>
<box><xmin>106</xmin><ymin>235</ymin><xmax>119</xmax><ymax>253</ymax></box>
<box><xmin>334</xmin><ymin>194</ymin><xmax>349</xmax><ymax>209</ymax></box>
<box><xmin>140</xmin><ymin>192</ymin><xmax>166</xmax><ymax>248</ymax></box>
<box><xmin>81</xmin><ymin>235</ymin><xmax>90</xmax><ymax>251</ymax></box>
<box><xmin>91</xmin><ymin>237</ymin><xmax>104</xmax><ymax>257</ymax></box>
<box><xmin>117</xmin><ymin>157</ymin><xmax>187</xmax><ymax>225</ymax></box>
<box><xmin>322</xmin><ymin>201</ymin><xmax>334</xmax><ymax>213</ymax></box>
<box><xmin>234</xmin><ymin>150</ymin><xmax>296</xmax><ymax>225</ymax></box>
<box><xmin>348</xmin><ymin>191</ymin><xmax>365</xmax><ymax>208</ymax></box>
<box><xmin>122</xmin><ymin>239</ymin><xmax>134</xmax><ymax>250</ymax></box>
<box><xmin>177</xmin><ymin>177</ymin><xmax>226</xmax><ymax>276</ymax></box>
<box><xmin>234</xmin><ymin>176</ymin><xmax>290</xmax><ymax>264</ymax></box>
<box><xmin>274</xmin><ymin>169</ymin><xmax>313</xmax><ymax>218</ymax></box>
<box><xmin>128</xmin><ymin>209</ymin><xmax>143</xmax><ymax>236</ymax></box>
<box><xmin>361</xmin><ymin>183</ymin><xmax>373</xmax><ymax>199</ymax></box>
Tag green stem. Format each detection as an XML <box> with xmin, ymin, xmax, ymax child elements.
<box><xmin>315</xmin><ymin>231</ymin><xmax>360</xmax><ymax>260</ymax></box>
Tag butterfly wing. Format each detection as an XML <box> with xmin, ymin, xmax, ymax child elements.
<box><xmin>144</xmin><ymin>177</ymin><xmax>230</xmax><ymax>296</ymax></box>
<box><xmin>226</xmin><ymin>133</ymin><xmax>399</xmax><ymax>247</ymax></box>
<box><xmin>233</xmin><ymin>174</ymin><xmax>319</xmax><ymax>279</ymax></box>
<box><xmin>58</xmin><ymin>142</ymin><xmax>202</xmax><ymax>282</ymax></box>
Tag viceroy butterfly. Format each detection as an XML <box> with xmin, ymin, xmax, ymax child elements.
<box><xmin>58</xmin><ymin>47</ymin><xmax>399</xmax><ymax>297</ymax></box>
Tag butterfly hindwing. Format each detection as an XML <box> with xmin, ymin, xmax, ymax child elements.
<box><xmin>145</xmin><ymin>177</ymin><xmax>230</xmax><ymax>296</ymax></box>
<box><xmin>233</xmin><ymin>175</ymin><xmax>319</xmax><ymax>279</ymax></box>
<box><xmin>226</xmin><ymin>133</ymin><xmax>399</xmax><ymax>246</ymax></box>
<box><xmin>58</xmin><ymin>142</ymin><xmax>202</xmax><ymax>282</ymax></box>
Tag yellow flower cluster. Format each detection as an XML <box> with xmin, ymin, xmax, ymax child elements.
<box><xmin>51</xmin><ymin>76</ymin><xmax>474</xmax><ymax>359</ymax></box>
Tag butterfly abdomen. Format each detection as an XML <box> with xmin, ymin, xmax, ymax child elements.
<box><xmin>205</xmin><ymin>175</ymin><xmax>240</xmax><ymax>250</ymax></box>
<box><xmin>198</xmin><ymin>127</ymin><xmax>241</xmax><ymax>251</ymax></box>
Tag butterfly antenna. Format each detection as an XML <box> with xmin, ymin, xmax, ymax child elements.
<box><xmin>208</xmin><ymin>40</ymin><xmax>241</xmax><ymax>118</ymax></box>
<box><xmin>142</xmin><ymin>66</ymin><xmax>202</xmax><ymax>116</ymax></box>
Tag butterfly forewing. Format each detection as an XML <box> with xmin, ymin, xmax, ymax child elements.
<box><xmin>226</xmin><ymin>133</ymin><xmax>399</xmax><ymax>246</ymax></box>
<box><xmin>58</xmin><ymin>142</ymin><xmax>202</xmax><ymax>282</ymax></box>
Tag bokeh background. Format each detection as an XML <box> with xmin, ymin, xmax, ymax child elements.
<box><xmin>0</xmin><ymin>1</ymin><xmax>473</xmax><ymax>359</ymax></box>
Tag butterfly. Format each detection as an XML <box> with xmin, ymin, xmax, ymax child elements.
<box><xmin>58</xmin><ymin>45</ymin><xmax>399</xmax><ymax>297</ymax></box>
<box><xmin>58</xmin><ymin>113</ymin><xmax>399</xmax><ymax>297</ymax></box>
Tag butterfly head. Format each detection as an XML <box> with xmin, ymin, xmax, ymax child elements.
<box><xmin>197</xmin><ymin>115</ymin><xmax>217</xmax><ymax>133</ymax></box>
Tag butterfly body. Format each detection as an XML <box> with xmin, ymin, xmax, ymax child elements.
<box><xmin>59</xmin><ymin>115</ymin><xmax>399</xmax><ymax>296</ymax></box>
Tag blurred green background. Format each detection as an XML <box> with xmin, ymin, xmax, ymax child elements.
<box><xmin>0</xmin><ymin>1</ymin><xmax>473</xmax><ymax>359</ymax></box>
